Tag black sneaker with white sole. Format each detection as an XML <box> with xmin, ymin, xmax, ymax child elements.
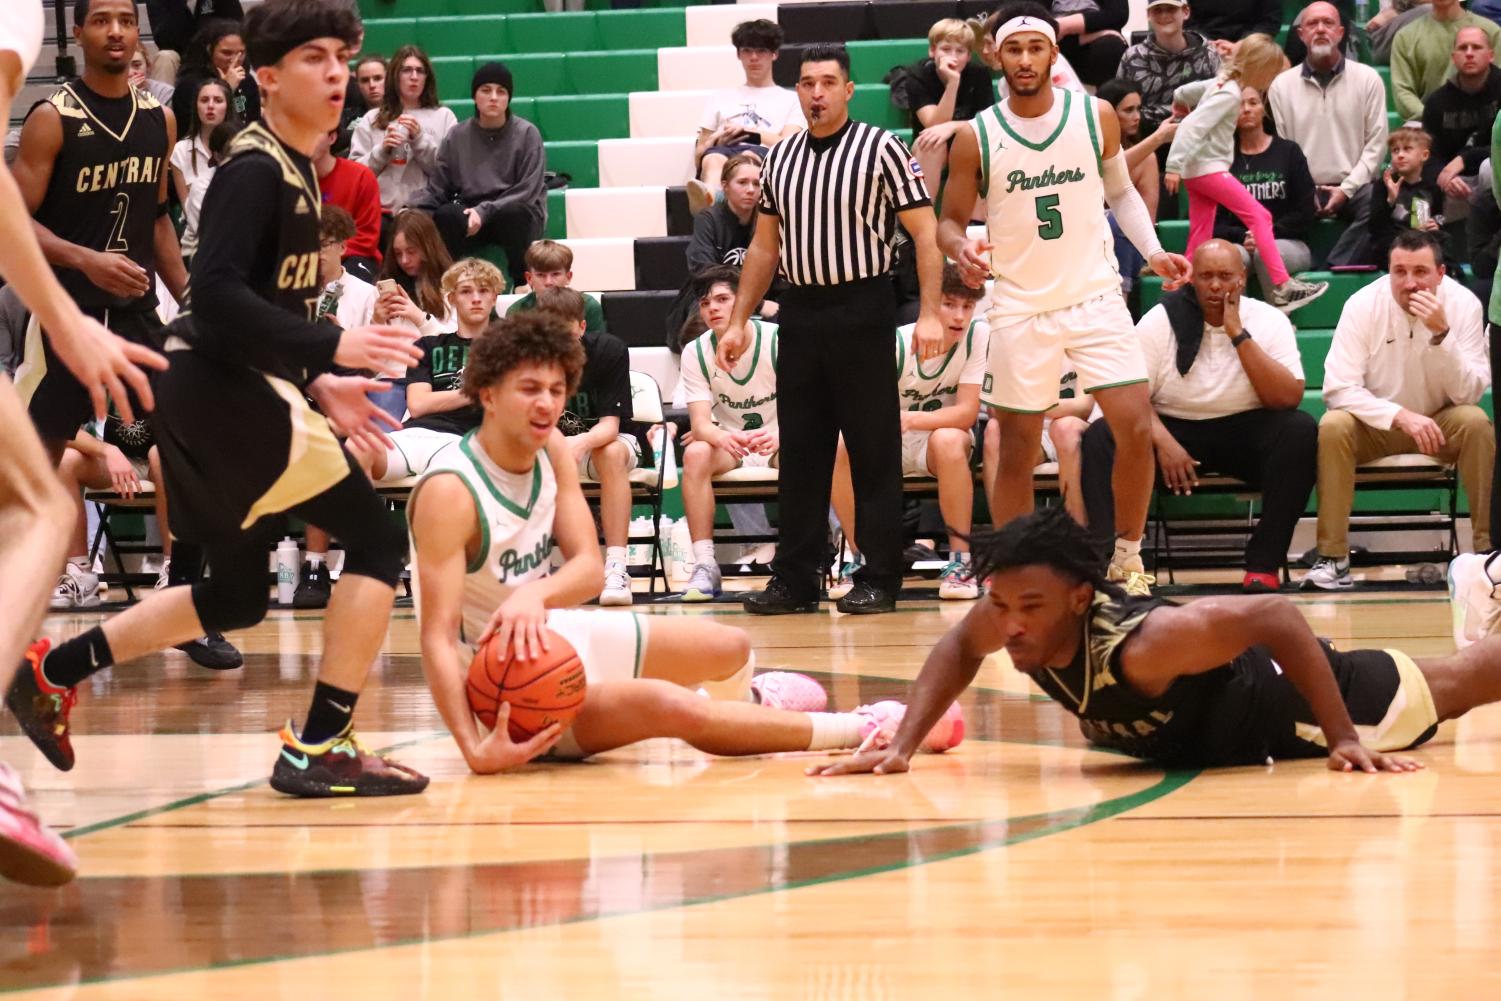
<box><xmin>292</xmin><ymin>561</ymin><xmax>331</xmax><ymax>609</ymax></box>
<box><xmin>175</xmin><ymin>633</ymin><xmax>244</xmax><ymax>670</ymax></box>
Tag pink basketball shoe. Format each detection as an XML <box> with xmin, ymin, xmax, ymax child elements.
<box><xmin>854</xmin><ymin>700</ymin><xmax>965</xmax><ymax>754</ymax></box>
<box><xmin>751</xmin><ymin>671</ymin><xmax>829</xmax><ymax>712</ymax></box>
<box><xmin>0</xmin><ymin>763</ymin><xmax>77</xmax><ymax>886</ymax></box>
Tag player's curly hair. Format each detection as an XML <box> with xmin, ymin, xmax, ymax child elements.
<box><xmin>967</xmin><ymin>506</ymin><xmax>1124</xmax><ymax>598</ymax></box>
<box><xmin>463</xmin><ymin>313</ymin><xmax>586</xmax><ymax>399</ymax></box>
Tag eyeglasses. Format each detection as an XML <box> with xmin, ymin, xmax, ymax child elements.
<box><xmin>400</xmin><ymin>66</ymin><xmax>427</xmax><ymax>76</ymax></box>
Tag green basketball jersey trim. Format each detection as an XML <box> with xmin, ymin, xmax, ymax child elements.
<box><xmin>459</xmin><ymin>431</ymin><xmax>543</xmax><ymax>521</ymax></box>
<box><xmin>1083</xmin><ymin>95</ymin><xmax>1103</xmax><ymax>175</ymax></box>
<box><xmin>995</xmin><ymin>88</ymin><xmax>1072</xmax><ymax>153</ymax></box>
<box><xmin>974</xmin><ymin>110</ymin><xmax>993</xmax><ymax>198</ymax></box>
<box><xmin>701</xmin><ymin>321</ymin><xmax>763</xmax><ymax>388</ymax></box>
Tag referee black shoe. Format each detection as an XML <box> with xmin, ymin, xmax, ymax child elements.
<box><xmin>836</xmin><ymin>582</ymin><xmax>897</xmax><ymax>615</ymax></box>
<box><xmin>743</xmin><ymin>577</ymin><xmax>819</xmax><ymax>615</ymax></box>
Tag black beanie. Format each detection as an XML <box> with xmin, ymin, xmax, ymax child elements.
<box><xmin>472</xmin><ymin>61</ymin><xmax>514</xmax><ymax>99</ymax></box>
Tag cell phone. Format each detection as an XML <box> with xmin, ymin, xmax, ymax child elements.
<box><xmin>376</xmin><ymin>279</ymin><xmax>399</xmax><ymax>297</ymax></box>
<box><xmin>741</xmin><ymin>131</ymin><xmax>762</xmax><ymax>146</ymax></box>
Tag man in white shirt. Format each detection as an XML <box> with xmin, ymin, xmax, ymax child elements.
<box><xmin>1080</xmin><ymin>240</ymin><xmax>1316</xmax><ymax>593</ymax></box>
<box><xmin>1307</xmin><ymin>229</ymin><xmax>1494</xmax><ymax>590</ymax></box>
<box><xmin>1267</xmin><ymin>2</ymin><xmax>1389</xmax><ymax>267</ymax></box>
<box><xmin>687</xmin><ymin>19</ymin><xmax>805</xmax><ymax>214</ymax></box>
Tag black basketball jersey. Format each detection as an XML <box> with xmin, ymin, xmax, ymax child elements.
<box><xmin>1029</xmin><ymin>592</ymin><xmax>1246</xmax><ymax>763</ymax></box>
<box><xmin>31</xmin><ymin>82</ymin><xmax>167</xmax><ymax>313</ymax></box>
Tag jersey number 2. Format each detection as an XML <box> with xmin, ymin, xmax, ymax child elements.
<box><xmin>1034</xmin><ymin>194</ymin><xmax>1063</xmax><ymax>241</ymax></box>
<box><xmin>106</xmin><ymin>192</ymin><xmax>131</xmax><ymax>253</ymax></box>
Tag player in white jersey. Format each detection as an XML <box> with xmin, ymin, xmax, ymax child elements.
<box><xmin>407</xmin><ymin>314</ymin><xmax>965</xmax><ymax>772</ymax></box>
<box><xmin>677</xmin><ymin>266</ymin><xmax>780</xmax><ymax>601</ymax></box>
<box><xmin>0</xmin><ymin>0</ymin><xmax>169</xmax><ymax>887</ymax></box>
<box><xmin>937</xmin><ymin>3</ymin><xmax>1191</xmax><ymax>596</ymax></box>
<box><xmin>830</xmin><ymin>265</ymin><xmax>986</xmax><ymax>601</ymax></box>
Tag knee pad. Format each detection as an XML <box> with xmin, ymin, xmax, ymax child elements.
<box><xmin>340</xmin><ymin>511</ymin><xmax>407</xmax><ymax>589</ymax></box>
<box><xmin>191</xmin><ymin>576</ymin><xmax>269</xmax><ymax>634</ymax></box>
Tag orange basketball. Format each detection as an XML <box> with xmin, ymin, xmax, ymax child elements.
<box><xmin>466</xmin><ymin>629</ymin><xmax>588</xmax><ymax>742</ymax></box>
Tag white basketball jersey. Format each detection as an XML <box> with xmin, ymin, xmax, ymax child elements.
<box><xmin>678</xmin><ymin>320</ymin><xmax>779</xmax><ymax>432</ymax></box>
<box><xmin>0</xmin><ymin>1</ymin><xmax>43</xmax><ymax>80</ymax></box>
<box><xmin>969</xmin><ymin>89</ymin><xmax>1121</xmax><ymax>324</ymax></box>
<box><xmin>410</xmin><ymin>432</ymin><xmax>559</xmax><ymax>645</ymax></box>
<box><xmin>895</xmin><ymin>320</ymin><xmax>989</xmax><ymax>412</ymax></box>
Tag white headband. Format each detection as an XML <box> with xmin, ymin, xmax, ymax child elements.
<box><xmin>993</xmin><ymin>15</ymin><xmax>1058</xmax><ymax>47</ymax></box>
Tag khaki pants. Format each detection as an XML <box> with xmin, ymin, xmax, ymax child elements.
<box><xmin>1316</xmin><ymin>405</ymin><xmax>1495</xmax><ymax>558</ymax></box>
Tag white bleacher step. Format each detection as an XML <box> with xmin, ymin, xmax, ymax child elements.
<box><xmin>598</xmin><ymin>136</ymin><xmax>695</xmax><ymax>188</ymax></box>
<box><xmin>565</xmin><ymin>185</ymin><xmax>668</xmax><ymax>239</ymax></box>
<box><xmin>657</xmin><ymin>46</ymin><xmax>742</xmax><ymax>92</ymax></box>
<box><xmin>629</xmin><ymin>90</ymin><xmax>713</xmax><ymax>140</ymax></box>
<box><xmin>685</xmin><ymin>4</ymin><xmax>779</xmax><ymax>46</ymax></box>
<box><xmin>558</xmin><ymin>237</ymin><xmax>636</xmax><ymax>292</ymax></box>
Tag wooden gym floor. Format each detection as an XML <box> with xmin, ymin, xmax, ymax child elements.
<box><xmin>3</xmin><ymin>591</ymin><xmax>1499</xmax><ymax>999</ymax></box>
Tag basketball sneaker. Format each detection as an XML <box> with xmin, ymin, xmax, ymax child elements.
<box><xmin>1106</xmin><ymin>562</ymin><xmax>1155</xmax><ymax>598</ymax></box>
<box><xmin>853</xmin><ymin>700</ymin><xmax>966</xmax><ymax>754</ymax></box>
<box><xmin>937</xmin><ymin>557</ymin><xmax>979</xmax><ymax>600</ymax></box>
<box><xmin>0</xmin><ymin>763</ymin><xmax>77</xmax><ymax>887</ymax></box>
<box><xmin>292</xmin><ymin>560</ymin><xmax>331</xmax><ymax>609</ymax></box>
<box><xmin>1301</xmin><ymin>555</ymin><xmax>1353</xmax><ymax>591</ymax></box>
<box><xmin>828</xmin><ymin>556</ymin><xmax>862</xmax><ymax>601</ymax></box>
<box><xmin>1448</xmin><ymin>552</ymin><xmax>1501</xmax><ymax>649</ymax></box>
<box><xmin>750</xmin><ymin>671</ymin><xmax>828</xmax><ymax>712</ymax></box>
<box><xmin>681</xmin><ymin>562</ymin><xmax>722</xmax><ymax>602</ymax></box>
<box><xmin>1268</xmin><ymin>276</ymin><xmax>1329</xmax><ymax>314</ymax></box>
<box><xmin>600</xmin><ymin>561</ymin><xmax>633</xmax><ymax>607</ymax></box>
<box><xmin>5</xmin><ymin>640</ymin><xmax>77</xmax><ymax>772</ymax></box>
<box><xmin>269</xmin><ymin>722</ymin><xmax>430</xmax><ymax>798</ymax></box>
<box><xmin>154</xmin><ymin>558</ymin><xmax>171</xmax><ymax>590</ymax></box>
<box><xmin>49</xmin><ymin>563</ymin><xmax>100</xmax><ymax>610</ymax></box>
<box><xmin>175</xmin><ymin>632</ymin><xmax>244</xmax><ymax>670</ymax></box>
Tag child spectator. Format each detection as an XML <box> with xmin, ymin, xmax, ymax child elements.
<box><xmin>507</xmin><ymin>239</ymin><xmax>606</xmax><ymax>334</ymax></box>
<box><xmin>312</xmin><ymin>126</ymin><xmax>383</xmax><ymax>280</ymax></box>
<box><xmin>1117</xmin><ymin>0</ymin><xmax>1220</xmax><ymax>135</ymax></box>
<box><xmin>905</xmin><ymin>19</ymin><xmax>995</xmax><ymax>190</ymax></box>
<box><xmin>1367</xmin><ymin>127</ymin><xmax>1448</xmax><ymax>265</ymax></box>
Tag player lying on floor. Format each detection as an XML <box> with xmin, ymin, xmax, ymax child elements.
<box><xmin>406</xmin><ymin>312</ymin><xmax>964</xmax><ymax>772</ymax></box>
<box><xmin>811</xmin><ymin>505</ymin><xmax>1501</xmax><ymax>777</ymax></box>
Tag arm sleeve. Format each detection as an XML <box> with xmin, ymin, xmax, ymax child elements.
<box><xmin>1322</xmin><ymin>297</ymin><xmax>1401</xmax><ymax>429</ymax></box>
<box><xmin>677</xmin><ymin>337</ymin><xmax>713</xmax><ymax>404</ymax></box>
<box><xmin>1103</xmin><ymin>149</ymin><xmax>1165</xmax><ymax>259</ymax></box>
<box><xmin>476</xmin><ymin>125</ymin><xmax>547</xmax><ymax>221</ymax></box>
<box><xmin>1341</xmin><ymin>71</ymin><xmax>1390</xmax><ymax>195</ymax></box>
<box><xmin>878</xmin><ymin>131</ymin><xmax>931</xmax><ymax>209</ymax></box>
<box><xmin>1081</xmin><ymin>0</ymin><xmax>1129</xmax><ymax>34</ymax></box>
<box><xmin>1424</xmin><ymin>284</ymin><xmax>1491</xmax><ymax>403</ymax></box>
<box><xmin>1275</xmin><ymin>143</ymin><xmax>1318</xmax><ymax>239</ymax></box>
<box><xmin>188</xmin><ymin>155</ymin><xmax>340</xmax><ymax>379</ymax></box>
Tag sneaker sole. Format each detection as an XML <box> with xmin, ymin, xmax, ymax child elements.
<box><xmin>269</xmin><ymin>768</ymin><xmax>430</xmax><ymax>798</ymax></box>
<box><xmin>1300</xmin><ymin>577</ymin><xmax>1354</xmax><ymax>591</ymax></box>
<box><xmin>680</xmin><ymin>589</ymin><xmax>720</xmax><ymax>602</ymax></box>
<box><xmin>1275</xmin><ymin>285</ymin><xmax>1329</xmax><ymax>314</ymax></box>
<box><xmin>836</xmin><ymin>601</ymin><xmax>897</xmax><ymax>614</ymax></box>
<box><xmin>938</xmin><ymin>587</ymin><xmax>979</xmax><ymax>600</ymax></box>
<box><xmin>0</xmin><ymin>830</ymin><xmax>76</xmax><ymax>887</ymax></box>
<box><xmin>599</xmin><ymin>593</ymin><xmax>634</xmax><ymax>607</ymax></box>
<box><xmin>744</xmin><ymin>600</ymin><xmax>820</xmax><ymax>615</ymax></box>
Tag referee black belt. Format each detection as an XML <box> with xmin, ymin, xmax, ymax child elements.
<box><xmin>779</xmin><ymin>273</ymin><xmax>894</xmax><ymax>306</ymax></box>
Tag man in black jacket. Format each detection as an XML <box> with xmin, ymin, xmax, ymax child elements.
<box><xmin>1423</xmin><ymin>26</ymin><xmax>1501</xmax><ymax>205</ymax></box>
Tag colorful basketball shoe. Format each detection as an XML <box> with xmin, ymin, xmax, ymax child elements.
<box><xmin>750</xmin><ymin>671</ymin><xmax>828</xmax><ymax>712</ymax></box>
<box><xmin>269</xmin><ymin>722</ymin><xmax>430</xmax><ymax>797</ymax></box>
<box><xmin>5</xmin><ymin>640</ymin><xmax>78</xmax><ymax>771</ymax></box>
<box><xmin>0</xmin><ymin>763</ymin><xmax>77</xmax><ymax>886</ymax></box>
<box><xmin>854</xmin><ymin>700</ymin><xmax>966</xmax><ymax>754</ymax></box>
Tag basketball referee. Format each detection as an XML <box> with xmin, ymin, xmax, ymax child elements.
<box><xmin>716</xmin><ymin>43</ymin><xmax>944</xmax><ymax>615</ymax></box>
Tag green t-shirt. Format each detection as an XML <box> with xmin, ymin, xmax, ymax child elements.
<box><xmin>506</xmin><ymin>290</ymin><xmax>606</xmax><ymax>333</ymax></box>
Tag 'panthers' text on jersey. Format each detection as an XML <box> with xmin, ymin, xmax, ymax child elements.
<box><xmin>678</xmin><ymin>320</ymin><xmax>779</xmax><ymax>432</ymax></box>
<box><xmin>894</xmin><ymin>320</ymin><xmax>988</xmax><ymax>413</ymax></box>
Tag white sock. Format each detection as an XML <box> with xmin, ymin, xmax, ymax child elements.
<box><xmin>806</xmin><ymin>712</ymin><xmax>865</xmax><ymax>751</ymax></box>
<box><xmin>697</xmin><ymin>651</ymin><xmax>755</xmax><ymax>702</ymax></box>
<box><xmin>955</xmin><ymin>550</ymin><xmax>971</xmax><ymax>564</ymax></box>
<box><xmin>307</xmin><ymin>553</ymin><xmax>324</xmax><ymax>567</ymax></box>
<box><xmin>692</xmin><ymin>539</ymin><xmax>716</xmax><ymax>567</ymax></box>
<box><xmin>67</xmin><ymin>555</ymin><xmax>89</xmax><ymax>571</ymax></box>
<box><xmin>1113</xmin><ymin>537</ymin><xmax>1142</xmax><ymax>571</ymax></box>
<box><xmin>605</xmin><ymin>546</ymin><xmax>627</xmax><ymax>567</ymax></box>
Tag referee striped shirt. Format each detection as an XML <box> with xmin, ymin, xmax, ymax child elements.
<box><xmin>758</xmin><ymin>119</ymin><xmax>931</xmax><ymax>287</ymax></box>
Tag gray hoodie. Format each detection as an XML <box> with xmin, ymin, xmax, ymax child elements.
<box><xmin>409</xmin><ymin>114</ymin><xmax>547</xmax><ymax>229</ymax></box>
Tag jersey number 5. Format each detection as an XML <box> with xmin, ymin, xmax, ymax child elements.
<box><xmin>1034</xmin><ymin>194</ymin><xmax>1063</xmax><ymax>241</ymax></box>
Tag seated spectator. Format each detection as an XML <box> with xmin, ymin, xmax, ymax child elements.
<box><xmin>375</xmin><ymin>210</ymin><xmax>456</xmax><ymax>335</ymax></box>
<box><xmin>312</xmin><ymin>126</ymin><xmax>383</xmax><ymax>280</ymax></box>
<box><xmin>180</xmin><ymin>120</ymin><xmax>239</xmax><ymax>263</ymax></box>
<box><xmin>507</xmin><ymin>240</ymin><xmax>605</xmax><ymax>334</ymax></box>
<box><xmin>1367</xmin><ymin>1</ymin><xmax>1435</xmax><ymax>65</ymax></box>
<box><xmin>349</xmin><ymin>258</ymin><xmax>502</xmax><ymax>485</ymax></box>
<box><xmin>1391</xmin><ymin>0</ymin><xmax>1501</xmax><ymax>122</ymax></box>
<box><xmin>676</xmin><ymin>266</ymin><xmax>781</xmax><ymax>602</ymax></box>
<box><xmin>128</xmin><ymin>43</ymin><xmax>175</xmax><ymax>105</ymax></box>
<box><xmin>1307</xmin><ymin>229</ymin><xmax>1493</xmax><ymax>590</ymax></box>
<box><xmin>534</xmin><ymin>286</ymin><xmax>640</xmax><ymax>608</ymax></box>
<box><xmin>315</xmin><ymin>206</ymin><xmax>380</xmax><ymax>352</ymax></box>
<box><xmin>1166</xmin><ymin>37</ymin><xmax>1329</xmax><ymax>313</ymax></box>
<box><xmin>1097</xmin><ymin>78</ymin><xmax>1177</xmax><ymax>288</ymax></box>
<box><xmin>169</xmin><ymin>77</ymin><xmax>231</xmax><ymax>206</ymax></box>
<box><xmin>1283</xmin><ymin>0</ymin><xmax>1360</xmax><ymax>66</ymax></box>
<box><xmin>1215</xmin><ymin>87</ymin><xmax>1317</xmax><ymax>293</ymax></box>
<box><xmin>1186</xmin><ymin>0</ymin><xmax>1282</xmax><ymax>57</ymax></box>
<box><xmin>982</xmin><ymin>392</ymin><xmax>1095</xmax><ymax>527</ymax></box>
<box><xmin>1050</xmin><ymin>0</ymin><xmax>1129</xmax><ymax>87</ymax></box>
<box><xmin>1081</xmin><ymin>240</ymin><xmax>1316</xmax><ymax>594</ymax></box>
<box><xmin>1422</xmin><ymin>27</ymin><xmax>1501</xmax><ymax>203</ymax></box>
<box><xmin>827</xmin><ymin>265</ymin><xmax>986</xmax><ymax>602</ymax></box>
<box><xmin>1366</xmin><ymin>127</ymin><xmax>1448</xmax><ymax>266</ymax></box>
<box><xmin>412</xmin><ymin>62</ymin><xmax>545</xmax><ymax>284</ymax></box>
<box><xmin>905</xmin><ymin>19</ymin><xmax>995</xmax><ymax>191</ymax></box>
<box><xmin>172</xmin><ymin>18</ymin><xmax>259</xmax><ymax>127</ymax></box>
<box><xmin>351</xmin><ymin>46</ymin><xmax>458</xmax><ymax>248</ymax></box>
<box><xmin>1268</xmin><ymin>4</ymin><xmax>1389</xmax><ymax>266</ymax></box>
<box><xmin>1118</xmin><ymin>0</ymin><xmax>1220</xmax><ymax>136</ymax></box>
<box><xmin>333</xmin><ymin>52</ymin><xmax>385</xmax><ymax>157</ymax></box>
<box><xmin>687</xmin><ymin>19</ymin><xmax>805</xmax><ymax>215</ymax></box>
<box><xmin>144</xmin><ymin>0</ymin><xmax>243</xmax><ymax>82</ymax></box>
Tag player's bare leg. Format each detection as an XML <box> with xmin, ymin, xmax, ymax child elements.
<box><xmin>315</xmin><ymin>574</ymin><xmax>396</xmax><ymax>692</ymax></box>
<box><xmin>1048</xmin><ymin>415</ymin><xmax>1090</xmax><ymax>526</ymax></box>
<box><xmin>1415</xmin><ymin>636</ymin><xmax>1501</xmax><ymax>721</ymax></box>
<box><xmin>1091</xmin><ymin>383</ymin><xmax>1155</xmax><ymax>589</ymax></box>
<box><xmin>681</xmin><ymin>439</ymin><xmax>741</xmax><ymax>543</ymax></box>
<box><xmin>928</xmin><ymin>427</ymin><xmax>975</xmax><ymax>553</ymax></box>
<box><xmin>988</xmin><ymin>409</ymin><xmax>1046</xmax><ymax>529</ymax></box>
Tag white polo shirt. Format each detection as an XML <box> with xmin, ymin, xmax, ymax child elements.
<box><xmin>1137</xmin><ymin>296</ymin><xmax>1304</xmax><ymax>421</ymax></box>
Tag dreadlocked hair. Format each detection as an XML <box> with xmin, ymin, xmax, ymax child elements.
<box><xmin>966</xmin><ymin>506</ymin><xmax>1124</xmax><ymax>599</ymax></box>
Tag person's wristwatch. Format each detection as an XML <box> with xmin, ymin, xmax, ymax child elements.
<box><xmin>1229</xmin><ymin>331</ymin><xmax>1252</xmax><ymax>348</ymax></box>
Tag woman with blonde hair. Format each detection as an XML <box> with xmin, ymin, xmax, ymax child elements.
<box><xmin>1164</xmin><ymin>34</ymin><xmax>1326</xmax><ymax>312</ymax></box>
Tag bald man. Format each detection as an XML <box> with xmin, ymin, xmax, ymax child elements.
<box><xmin>1080</xmin><ymin>241</ymin><xmax>1317</xmax><ymax>593</ymax></box>
<box><xmin>1423</xmin><ymin>26</ymin><xmax>1501</xmax><ymax>204</ymax></box>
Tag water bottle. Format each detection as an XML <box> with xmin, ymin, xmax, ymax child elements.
<box><xmin>670</xmin><ymin>518</ymin><xmax>693</xmax><ymax>585</ymax></box>
<box><xmin>275</xmin><ymin>537</ymin><xmax>299</xmax><ymax>605</ymax></box>
<box><xmin>626</xmin><ymin>516</ymin><xmax>650</xmax><ymax>566</ymax></box>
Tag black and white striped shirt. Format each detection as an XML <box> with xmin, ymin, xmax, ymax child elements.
<box><xmin>758</xmin><ymin>119</ymin><xmax>931</xmax><ymax>287</ymax></box>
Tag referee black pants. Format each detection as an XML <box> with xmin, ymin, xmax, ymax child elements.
<box><xmin>1081</xmin><ymin>408</ymin><xmax>1318</xmax><ymax>574</ymax></box>
<box><xmin>773</xmin><ymin>276</ymin><xmax>904</xmax><ymax>595</ymax></box>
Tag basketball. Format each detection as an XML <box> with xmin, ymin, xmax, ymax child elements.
<box><xmin>466</xmin><ymin>629</ymin><xmax>588</xmax><ymax>742</ymax></box>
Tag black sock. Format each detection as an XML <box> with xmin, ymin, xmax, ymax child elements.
<box><xmin>42</xmin><ymin>627</ymin><xmax>115</xmax><ymax>689</ymax></box>
<box><xmin>299</xmin><ymin>682</ymin><xmax>359</xmax><ymax>745</ymax></box>
<box><xmin>167</xmin><ymin>541</ymin><xmax>204</xmax><ymax>587</ymax></box>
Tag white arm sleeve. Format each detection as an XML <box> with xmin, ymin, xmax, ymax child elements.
<box><xmin>1102</xmin><ymin>149</ymin><xmax>1164</xmax><ymax>261</ymax></box>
